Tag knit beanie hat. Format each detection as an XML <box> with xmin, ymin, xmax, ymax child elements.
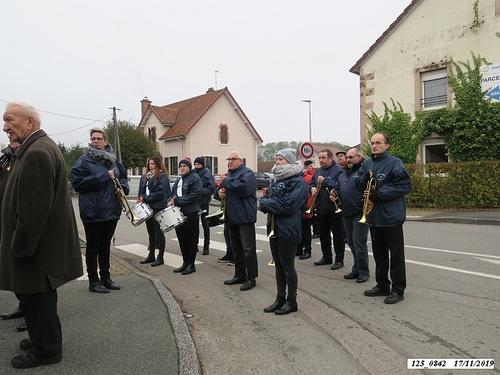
<box><xmin>194</xmin><ymin>157</ymin><xmax>205</xmax><ymax>167</ymax></box>
<box><xmin>179</xmin><ymin>159</ymin><xmax>192</xmax><ymax>170</ymax></box>
<box><xmin>276</xmin><ymin>148</ymin><xmax>297</xmax><ymax>164</ymax></box>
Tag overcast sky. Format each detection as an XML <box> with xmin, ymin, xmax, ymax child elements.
<box><xmin>1</xmin><ymin>0</ymin><xmax>412</xmax><ymax>149</ymax></box>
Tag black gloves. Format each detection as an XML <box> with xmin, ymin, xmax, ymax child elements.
<box><xmin>369</xmin><ymin>190</ymin><xmax>381</xmax><ymax>203</ymax></box>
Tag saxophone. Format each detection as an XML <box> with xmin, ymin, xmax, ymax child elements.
<box><xmin>359</xmin><ymin>171</ymin><xmax>377</xmax><ymax>224</ymax></box>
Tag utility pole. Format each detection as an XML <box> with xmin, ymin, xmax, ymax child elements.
<box><xmin>301</xmin><ymin>100</ymin><xmax>312</xmax><ymax>142</ymax></box>
<box><xmin>110</xmin><ymin>106</ymin><xmax>122</xmax><ymax>162</ymax></box>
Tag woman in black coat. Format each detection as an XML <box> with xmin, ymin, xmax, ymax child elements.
<box><xmin>137</xmin><ymin>156</ymin><xmax>171</xmax><ymax>266</ymax></box>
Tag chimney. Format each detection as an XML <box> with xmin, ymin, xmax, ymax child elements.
<box><xmin>206</xmin><ymin>87</ymin><xmax>214</xmax><ymax>93</ymax></box>
<box><xmin>140</xmin><ymin>97</ymin><xmax>151</xmax><ymax>118</ymax></box>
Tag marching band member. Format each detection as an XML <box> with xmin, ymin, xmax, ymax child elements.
<box><xmin>137</xmin><ymin>156</ymin><xmax>171</xmax><ymax>266</ymax></box>
<box><xmin>260</xmin><ymin>149</ymin><xmax>308</xmax><ymax>315</ymax></box>
<box><xmin>168</xmin><ymin>159</ymin><xmax>202</xmax><ymax>275</ymax></box>
<box><xmin>71</xmin><ymin>127</ymin><xmax>129</xmax><ymax>293</ymax></box>
<box><xmin>217</xmin><ymin>151</ymin><xmax>258</xmax><ymax>292</ymax></box>
<box><xmin>354</xmin><ymin>133</ymin><xmax>411</xmax><ymax>304</ymax></box>
<box><xmin>310</xmin><ymin>149</ymin><xmax>346</xmax><ymax>269</ymax></box>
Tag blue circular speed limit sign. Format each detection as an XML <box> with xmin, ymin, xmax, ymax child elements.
<box><xmin>299</xmin><ymin>142</ymin><xmax>314</xmax><ymax>159</ymax></box>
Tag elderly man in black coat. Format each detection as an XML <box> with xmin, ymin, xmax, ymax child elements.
<box><xmin>1</xmin><ymin>102</ymin><xmax>83</xmax><ymax>369</ymax></box>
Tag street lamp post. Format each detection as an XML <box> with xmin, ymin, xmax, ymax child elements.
<box><xmin>301</xmin><ymin>100</ymin><xmax>312</xmax><ymax>142</ymax></box>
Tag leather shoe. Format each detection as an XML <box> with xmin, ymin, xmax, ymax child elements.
<box><xmin>224</xmin><ymin>277</ymin><xmax>246</xmax><ymax>285</ymax></box>
<box><xmin>19</xmin><ymin>339</ymin><xmax>33</xmax><ymax>351</ymax></box>
<box><xmin>240</xmin><ymin>279</ymin><xmax>256</xmax><ymax>291</ymax></box>
<box><xmin>364</xmin><ymin>286</ymin><xmax>390</xmax><ymax>297</ymax></box>
<box><xmin>356</xmin><ymin>275</ymin><xmax>370</xmax><ymax>283</ymax></box>
<box><xmin>181</xmin><ymin>264</ymin><xmax>196</xmax><ymax>275</ymax></box>
<box><xmin>140</xmin><ymin>255</ymin><xmax>155</xmax><ymax>264</ymax></box>
<box><xmin>313</xmin><ymin>258</ymin><xmax>332</xmax><ymax>266</ymax></box>
<box><xmin>173</xmin><ymin>263</ymin><xmax>188</xmax><ymax>273</ymax></box>
<box><xmin>384</xmin><ymin>292</ymin><xmax>404</xmax><ymax>304</ymax></box>
<box><xmin>202</xmin><ymin>249</ymin><xmax>209</xmax><ymax>255</ymax></box>
<box><xmin>102</xmin><ymin>278</ymin><xmax>121</xmax><ymax>290</ymax></box>
<box><xmin>331</xmin><ymin>262</ymin><xmax>344</xmax><ymax>270</ymax></box>
<box><xmin>11</xmin><ymin>352</ymin><xmax>62</xmax><ymax>369</ymax></box>
<box><xmin>16</xmin><ymin>321</ymin><xmax>28</xmax><ymax>332</ymax></box>
<box><xmin>299</xmin><ymin>252</ymin><xmax>311</xmax><ymax>260</ymax></box>
<box><xmin>151</xmin><ymin>258</ymin><xmax>164</xmax><ymax>267</ymax></box>
<box><xmin>344</xmin><ymin>272</ymin><xmax>359</xmax><ymax>279</ymax></box>
<box><xmin>1</xmin><ymin>308</ymin><xmax>23</xmax><ymax>320</ymax></box>
<box><xmin>89</xmin><ymin>281</ymin><xmax>110</xmax><ymax>293</ymax></box>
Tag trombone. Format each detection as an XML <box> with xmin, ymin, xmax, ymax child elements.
<box><xmin>112</xmin><ymin>177</ymin><xmax>138</xmax><ymax>223</ymax></box>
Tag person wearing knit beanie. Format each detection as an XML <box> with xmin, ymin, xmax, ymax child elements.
<box><xmin>179</xmin><ymin>159</ymin><xmax>192</xmax><ymax>171</ymax></box>
<box><xmin>194</xmin><ymin>157</ymin><xmax>205</xmax><ymax>168</ymax></box>
<box><xmin>276</xmin><ymin>148</ymin><xmax>297</xmax><ymax>164</ymax></box>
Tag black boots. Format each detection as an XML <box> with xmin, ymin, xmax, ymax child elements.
<box><xmin>181</xmin><ymin>263</ymin><xmax>196</xmax><ymax>275</ymax></box>
<box><xmin>151</xmin><ymin>249</ymin><xmax>164</xmax><ymax>267</ymax></box>
<box><xmin>274</xmin><ymin>296</ymin><xmax>298</xmax><ymax>315</ymax></box>
<box><xmin>173</xmin><ymin>262</ymin><xmax>187</xmax><ymax>273</ymax></box>
<box><xmin>140</xmin><ymin>250</ymin><xmax>155</xmax><ymax>264</ymax></box>
<box><xmin>151</xmin><ymin>257</ymin><xmax>164</xmax><ymax>267</ymax></box>
<box><xmin>263</xmin><ymin>295</ymin><xmax>286</xmax><ymax>313</ymax></box>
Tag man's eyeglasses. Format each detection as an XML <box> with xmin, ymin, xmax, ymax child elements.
<box><xmin>226</xmin><ymin>158</ymin><xmax>241</xmax><ymax>161</ymax></box>
<box><xmin>370</xmin><ymin>141</ymin><xmax>386</xmax><ymax>146</ymax></box>
<box><xmin>346</xmin><ymin>155</ymin><xmax>359</xmax><ymax>159</ymax></box>
<box><xmin>91</xmin><ymin>137</ymin><xmax>104</xmax><ymax>141</ymax></box>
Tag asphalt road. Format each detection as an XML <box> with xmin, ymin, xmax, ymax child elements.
<box><xmin>101</xmin><ymin>200</ymin><xmax>500</xmax><ymax>375</ymax></box>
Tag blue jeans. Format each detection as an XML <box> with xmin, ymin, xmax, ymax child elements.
<box><xmin>343</xmin><ymin>213</ymin><xmax>369</xmax><ymax>277</ymax></box>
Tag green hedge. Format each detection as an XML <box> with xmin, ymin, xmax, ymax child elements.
<box><xmin>406</xmin><ymin>161</ymin><xmax>500</xmax><ymax>208</ymax></box>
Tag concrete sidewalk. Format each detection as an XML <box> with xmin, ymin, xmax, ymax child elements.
<box><xmin>406</xmin><ymin>208</ymin><xmax>500</xmax><ymax>225</ymax></box>
<box><xmin>0</xmin><ymin>257</ymin><xmax>200</xmax><ymax>375</ymax></box>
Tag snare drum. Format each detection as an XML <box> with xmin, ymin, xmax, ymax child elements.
<box><xmin>127</xmin><ymin>203</ymin><xmax>153</xmax><ymax>227</ymax></box>
<box><xmin>155</xmin><ymin>206</ymin><xmax>186</xmax><ymax>232</ymax></box>
<box><xmin>205</xmin><ymin>209</ymin><xmax>224</xmax><ymax>227</ymax></box>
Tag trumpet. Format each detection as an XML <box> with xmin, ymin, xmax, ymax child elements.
<box><xmin>305</xmin><ymin>179</ymin><xmax>323</xmax><ymax>214</ymax></box>
<box><xmin>359</xmin><ymin>171</ymin><xmax>377</xmax><ymax>224</ymax></box>
<box><xmin>112</xmin><ymin>177</ymin><xmax>138</xmax><ymax>224</ymax></box>
<box><xmin>219</xmin><ymin>188</ymin><xmax>226</xmax><ymax>221</ymax></box>
<box><xmin>328</xmin><ymin>188</ymin><xmax>342</xmax><ymax>214</ymax></box>
<box><xmin>267</xmin><ymin>180</ymin><xmax>275</xmax><ymax>238</ymax></box>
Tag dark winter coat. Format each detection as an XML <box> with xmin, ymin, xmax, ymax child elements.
<box><xmin>338</xmin><ymin>159</ymin><xmax>365</xmax><ymax>217</ymax></box>
<box><xmin>70</xmin><ymin>149</ymin><xmax>129</xmax><ymax>223</ymax></box>
<box><xmin>193</xmin><ymin>167</ymin><xmax>215</xmax><ymax>206</ymax></box>
<box><xmin>171</xmin><ymin>171</ymin><xmax>202</xmax><ymax>215</ymax></box>
<box><xmin>260</xmin><ymin>173</ymin><xmax>308</xmax><ymax>244</ymax></box>
<box><xmin>0</xmin><ymin>130</ymin><xmax>83</xmax><ymax>293</ymax></box>
<box><xmin>354</xmin><ymin>151</ymin><xmax>411</xmax><ymax>227</ymax></box>
<box><xmin>216</xmin><ymin>164</ymin><xmax>257</xmax><ymax>226</ymax></box>
<box><xmin>138</xmin><ymin>172</ymin><xmax>171</xmax><ymax>212</ymax></box>
<box><xmin>309</xmin><ymin>162</ymin><xmax>345</xmax><ymax>215</ymax></box>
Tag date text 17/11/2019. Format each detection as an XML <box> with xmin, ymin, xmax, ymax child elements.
<box><xmin>407</xmin><ymin>359</ymin><xmax>494</xmax><ymax>370</ymax></box>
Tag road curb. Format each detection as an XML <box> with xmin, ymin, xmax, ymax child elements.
<box><xmin>111</xmin><ymin>254</ymin><xmax>201</xmax><ymax>375</ymax></box>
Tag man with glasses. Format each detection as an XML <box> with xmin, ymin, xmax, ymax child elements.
<box><xmin>337</xmin><ymin>148</ymin><xmax>370</xmax><ymax>283</ymax></box>
<box><xmin>355</xmin><ymin>133</ymin><xmax>411</xmax><ymax>304</ymax></box>
<box><xmin>71</xmin><ymin>127</ymin><xmax>129</xmax><ymax>293</ymax></box>
<box><xmin>216</xmin><ymin>152</ymin><xmax>258</xmax><ymax>291</ymax></box>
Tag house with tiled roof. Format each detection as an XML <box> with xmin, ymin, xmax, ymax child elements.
<box><xmin>350</xmin><ymin>0</ymin><xmax>500</xmax><ymax>163</ymax></box>
<box><xmin>138</xmin><ymin>87</ymin><xmax>262</xmax><ymax>175</ymax></box>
